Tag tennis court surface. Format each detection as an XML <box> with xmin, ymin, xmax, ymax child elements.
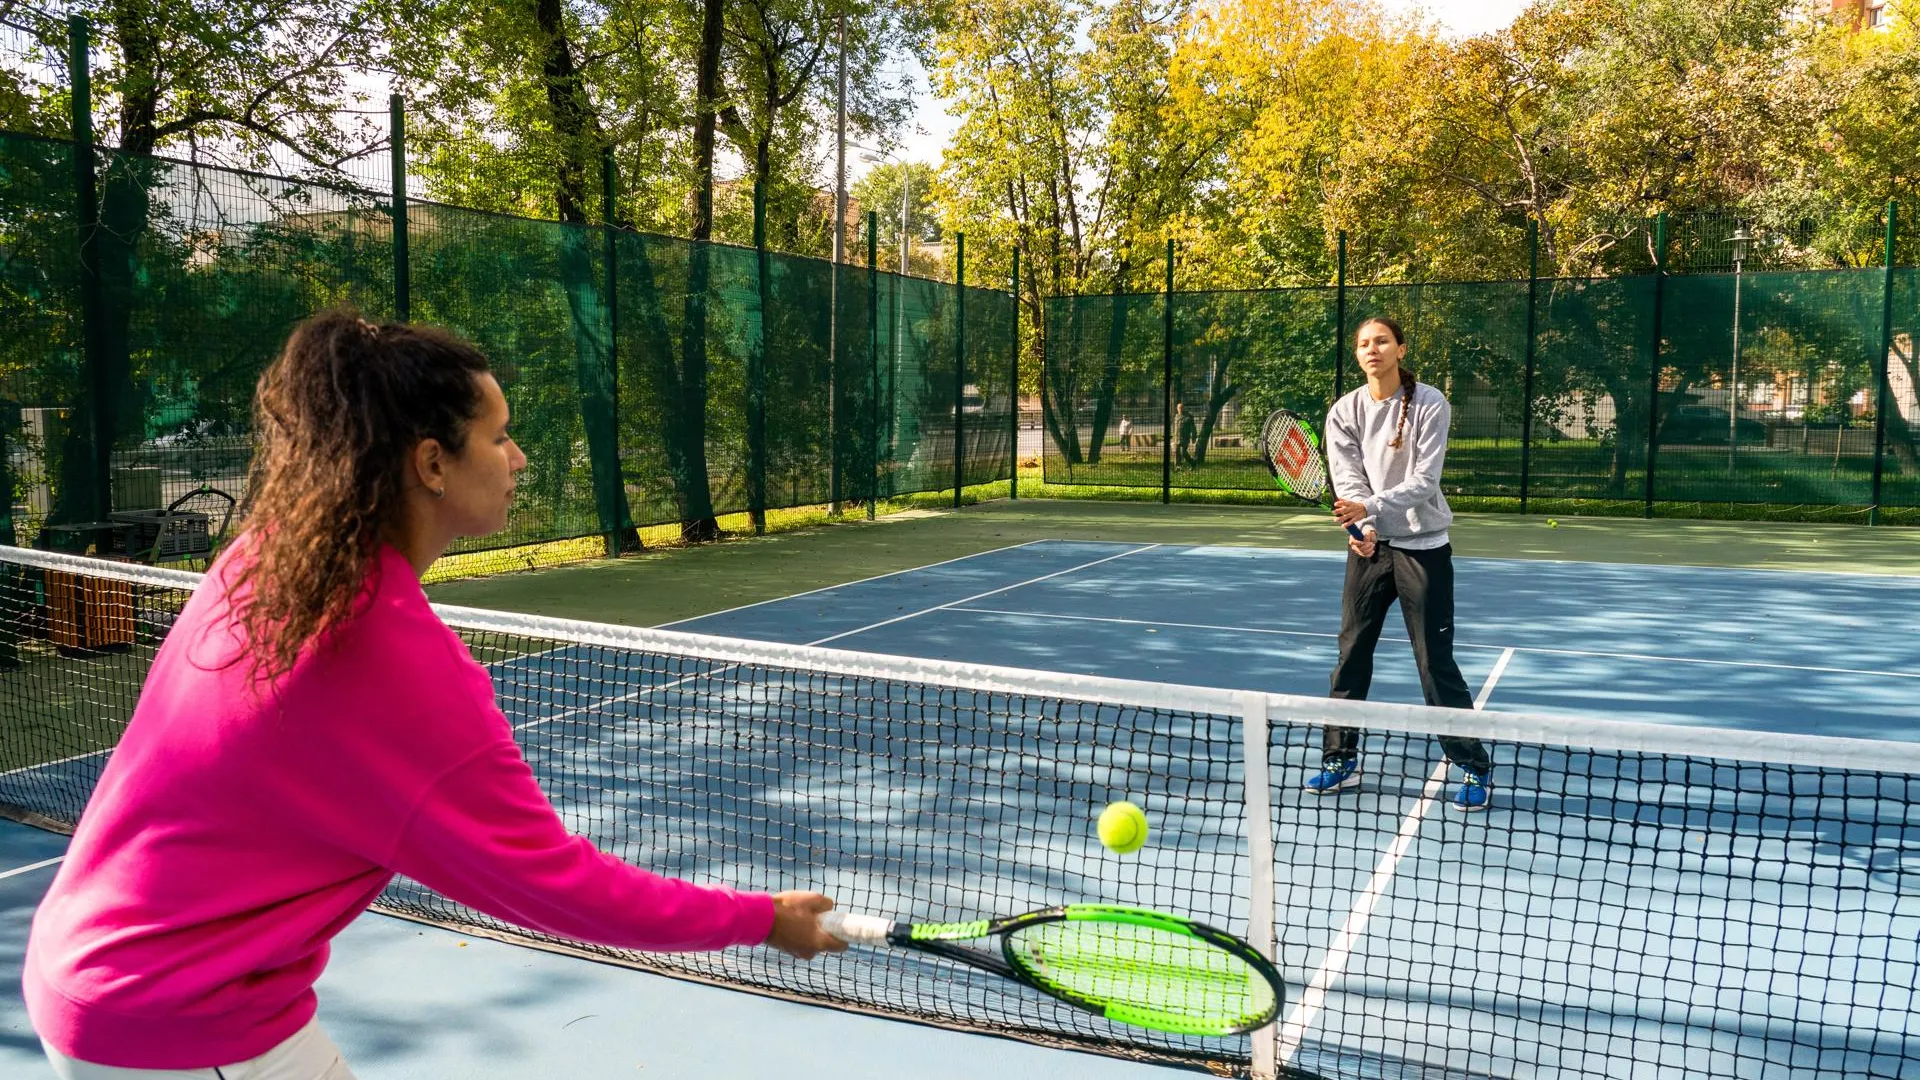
<box><xmin>0</xmin><ymin>537</ymin><xmax>1914</xmax><ymax>1079</ymax></box>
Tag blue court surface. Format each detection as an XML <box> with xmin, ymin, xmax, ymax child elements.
<box><xmin>657</xmin><ymin>538</ymin><xmax>1919</xmax><ymax>1078</ymax></box>
<box><xmin>2</xmin><ymin>539</ymin><xmax>1915</xmax><ymax>1079</ymax></box>
<box><xmin>668</xmin><ymin>538</ymin><xmax>1920</xmax><ymax>743</ymax></box>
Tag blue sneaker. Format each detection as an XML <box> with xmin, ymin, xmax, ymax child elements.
<box><xmin>1452</xmin><ymin>769</ymin><xmax>1492</xmax><ymax>813</ymax></box>
<box><xmin>1303</xmin><ymin>758</ymin><xmax>1360</xmax><ymax>795</ymax></box>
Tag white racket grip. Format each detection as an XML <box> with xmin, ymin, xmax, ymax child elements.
<box><xmin>819</xmin><ymin>911</ymin><xmax>894</xmax><ymax>946</ymax></box>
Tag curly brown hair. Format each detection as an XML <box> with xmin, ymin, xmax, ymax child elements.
<box><xmin>228</xmin><ymin>311</ymin><xmax>492</xmax><ymax>681</ymax></box>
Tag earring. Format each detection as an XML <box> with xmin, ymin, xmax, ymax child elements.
<box><xmin>432</xmin><ymin>487</ymin><xmax>445</xmax><ymax>499</ymax></box>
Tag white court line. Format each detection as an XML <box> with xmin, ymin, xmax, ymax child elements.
<box><xmin>0</xmin><ymin>746</ymin><xmax>111</xmax><ymax>781</ymax></box>
<box><xmin>510</xmin><ymin>544</ymin><xmax>1161</xmax><ymax>733</ymax></box>
<box><xmin>805</xmin><ymin>544</ymin><xmax>1160</xmax><ymax>647</ymax></box>
<box><xmin>654</xmin><ymin>538</ymin><xmax>1056</xmax><ymax>628</ymax></box>
<box><xmin>495</xmin><ymin>539</ymin><xmax>1059</xmax><ymax>689</ymax></box>
<box><xmin>0</xmin><ymin>855</ymin><xmax>64</xmax><ymax>880</ymax></box>
<box><xmin>953</xmin><ymin>606</ymin><xmax>1920</xmax><ymax>682</ymax></box>
<box><xmin>1274</xmin><ymin>647</ymin><xmax>1515</xmax><ymax>1068</ymax></box>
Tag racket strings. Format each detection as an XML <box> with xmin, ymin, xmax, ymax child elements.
<box><xmin>1005</xmin><ymin>921</ymin><xmax>1277</xmax><ymax>1035</ymax></box>
<box><xmin>1259</xmin><ymin>413</ymin><xmax>1331</xmax><ymax>501</ymax></box>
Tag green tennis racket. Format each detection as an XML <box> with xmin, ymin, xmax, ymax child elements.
<box><xmin>820</xmin><ymin>903</ymin><xmax>1283</xmax><ymax>1036</ymax></box>
<box><xmin>1258</xmin><ymin>408</ymin><xmax>1366</xmax><ymax>540</ymax></box>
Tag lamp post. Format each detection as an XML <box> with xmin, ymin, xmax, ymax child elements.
<box><xmin>1728</xmin><ymin>223</ymin><xmax>1753</xmax><ymax>477</ymax></box>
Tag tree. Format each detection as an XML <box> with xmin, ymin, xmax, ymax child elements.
<box><xmin>33</xmin><ymin>0</ymin><xmax>387</xmax><ymax>529</ymax></box>
<box><xmin>936</xmin><ymin>0</ymin><xmax>1201</xmax><ymax>465</ymax></box>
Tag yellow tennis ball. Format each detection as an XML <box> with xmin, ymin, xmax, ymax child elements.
<box><xmin>1097</xmin><ymin>801</ymin><xmax>1149</xmax><ymax>854</ymax></box>
<box><xmin>1548</xmin><ymin>519</ymin><xmax>1560</xmax><ymax>528</ymax></box>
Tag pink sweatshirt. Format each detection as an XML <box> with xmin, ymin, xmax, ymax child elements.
<box><xmin>24</xmin><ymin>541</ymin><xmax>776</xmax><ymax>1069</ymax></box>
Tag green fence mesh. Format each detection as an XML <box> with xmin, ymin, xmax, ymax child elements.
<box><xmin>1044</xmin><ymin>266</ymin><xmax>1919</xmax><ymax>524</ymax></box>
<box><xmin>0</xmin><ymin>130</ymin><xmax>1014</xmax><ymax>573</ymax></box>
<box><xmin>1041</xmin><ymin>293</ymin><xmax>1166</xmax><ymax>488</ymax></box>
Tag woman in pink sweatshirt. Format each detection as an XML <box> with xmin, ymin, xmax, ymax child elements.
<box><xmin>24</xmin><ymin>312</ymin><xmax>843</xmax><ymax>1079</ymax></box>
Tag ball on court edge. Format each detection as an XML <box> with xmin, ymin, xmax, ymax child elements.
<box><xmin>1547</xmin><ymin>518</ymin><xmax>1560</xmax><ymax>528</ymax></box>
<box><xmin>1098</xmin><ymin>801</ymin><xmax>1149</xmax><ymax>854</ymax></box>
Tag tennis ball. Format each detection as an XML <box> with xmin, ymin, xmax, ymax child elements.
<box><xmin>1098</xmin><ymin>801</ymin><xmax>1149</xmax><ymax>855</ymax></box>
<box><xmin>1547</xmin><ymin>519</ymin><xmax>1560</xmax><ymax>528</ymax></box>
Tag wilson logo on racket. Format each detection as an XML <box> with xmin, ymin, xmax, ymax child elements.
<box><xmin>1274</xmin><ymin>428</ymin><xmax>1315</xmax><ymax>477</ymax></box>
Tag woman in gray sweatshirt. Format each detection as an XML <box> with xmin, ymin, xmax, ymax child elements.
<box><xmin>1304</xmin><ymin>316</ymin><xmax>1494</xmax><ymax>813</ymax></box>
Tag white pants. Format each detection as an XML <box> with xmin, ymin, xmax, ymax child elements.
<box><xmin>43</xmin><ymin>1019</ymin><xmax>357</xmax><ymax>1080</ymax></box>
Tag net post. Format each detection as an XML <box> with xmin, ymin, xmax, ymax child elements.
<box><xmin>1162</xmin><ymin>237</ymin><xmax>1174</xmax><ymax>505</ymax></box>
<box><xmin>1334</xmin><ymin>230</ymin><xmax>1347</xmax><ymax>403</ymax></box>
<box><xmin>1644</xmin><ymin>212</ymin><xmax>1668</xmax><ymax>518</ymax></box>
<box><xmin>1010</xmin><ymin>246</ymin><xmax>1021</xmax><ymax>501</ymax></box>
<box><xmin>868</xmin><ymin>210</ymin><xmax>880</xmax><ymax>521</ymax></box>
<box><xmin>1520</xmin><ymin>218</ymin><xmax>1539</xmax><ymax>515</ymax></box>
<box><xmin>1240</xmin><ymin>692</ymin><xmax>1278</xmax><ymax>1080</ymax></box>
<box><xmin>1871</xmin><ymin>200</ymin><xmax>1897</xmax><ymax>526</ymax></box>
<box><xmin>749</xmin><ymin>175</ymin><xmax>769</xmax><ymax>535</ymax></box>
<box><xmin>390</xmin><ymin>94</ymin><xmax>409</xmax><ymax>323</ymax></box>
<box><xmin>953</xmin><ymin>232</ymin><xmax>966</xmax><ymax>509</ymax></box>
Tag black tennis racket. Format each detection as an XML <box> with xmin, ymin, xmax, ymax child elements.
<box><xmin>1257</xmin><ymin>409</ymin><xmax>1365</xmax><ymax>540</ymax></box>
<box><xmin>820</xmin><ymin>903</ymin><xmax>1283</xmax><ymax>1036</ymax></box>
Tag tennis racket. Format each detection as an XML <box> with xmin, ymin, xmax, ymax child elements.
<box><xmin>820</xmin><ymin>903</ymin><xmax>1283</xmax><ymax>1036</ymax></box>
<box><xmin>1257</xmin><ymin>409</ymin><xmax>1366</xmax><ymax>540</ymax></box>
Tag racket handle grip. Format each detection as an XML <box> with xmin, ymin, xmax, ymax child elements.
<box><xmin>1345</xmin><ymin>524</ymin><xmax>1366</xmax><ymax>541</ymax></box>
<box><xmin>819</xmin><ymin>910</ymin><xmax>894</xmax><ymax>946</ymax></box>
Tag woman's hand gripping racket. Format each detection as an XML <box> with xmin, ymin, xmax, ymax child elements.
<box><xmin>1258</xmin><ymin>409</ymin><xmax>1366</xmax><ymax>540</ymax></box>
<box><xmin>820</xmin><ymin>904</ymin><xmax>1284</xmax><ymax>1036</ymax></box>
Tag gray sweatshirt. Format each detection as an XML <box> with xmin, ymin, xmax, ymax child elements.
<box><xmin>1324</xmin><ymin>381</ymin><xmax>1453</xmax><ymax>549</ymax></box>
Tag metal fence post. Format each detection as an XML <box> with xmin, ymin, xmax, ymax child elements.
<box><xmin>1163</xmin><ymin>238</ymin><xmax>1175</xmax><ymax>505</ymax></box>
<box><xmin>1010</xmin><ymin>247</ymin><xmax>1021</xmax><ymax>500</ymax></box>
<box><xmin>1871</xmin><ymin>201</ymin><xmax>1898</xmax><ymax>524</ymax></box>
<box><xmin>1644</xmin><ymin>213</ymin><xmax>1668</xmax><ymax>518</ymax></box>
<box><xmin>1520</xmin><ymin>219</ymin><xmax>1539</xmax><ymax>513</ymax></box>
<box><xmin>390</xmin><ymin>94</ymin><xmax>409</xmax><ymax>322</ymax></box>
<box><xmin>868</xmin><ymin>210</ymin><xmax>879</xmax><ymax>520</ymax></box>
<box><xmin>1334</xmin><ymin>230</ymin><xmax>1348</xmax><ymax>403</ymax></box>
<box><xmin>953</xmin><ymin>232</ymin><xmax>966</xmax><ymax>508</ymax></box>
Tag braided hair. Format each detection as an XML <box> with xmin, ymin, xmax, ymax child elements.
<box><xmin>1356</xmin><ymin>316</ymin><xmax>1416</xmax><ymax>449</ymax></box>
<box><xmin>1391</xmin><ymin>370</ymin><xmax>1417</xmax><ymax>450</ymax></box>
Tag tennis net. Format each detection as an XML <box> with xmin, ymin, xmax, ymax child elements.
<box><xmin>0</xmin><ymin>546</ymin><xmax>1913</xmax><ymax>1079</ymax></box>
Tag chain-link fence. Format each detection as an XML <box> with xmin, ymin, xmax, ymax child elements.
<box><xmin>0</xmin><ymin>127</ymin><xmax>1017</xmax><ymax>572</ymax></box>
<box><xmin>1045</xmin><ymin>230</ymin><xmax>1918</xmax><ymax>526</ymax></box>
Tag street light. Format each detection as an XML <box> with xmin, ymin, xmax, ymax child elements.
<box><xmin>1728</xmin><ymin>223</ymin><xmax>1754</xmax><ymax>476</ymax></box>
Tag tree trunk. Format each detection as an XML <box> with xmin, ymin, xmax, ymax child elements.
<box><xmin>1042</xmin><ymin>297</ymin><xmax>1085</xmax><ymax>465</ymax></box>
<box><xmin>675</xmin><ymin>0</ymin><xmax>725</xmax><ymax>542</ymax></box>
<box><xmin>51</xmin><ymin>13</ymin><xmax>161</xmax><ymax>531</ymax></box>
<box><xmin>1085</xmin><ymin>271</ymin><xmax>1131</xmax><ymax>465</ymax></box>
<box><xmin>1191</xmin><ymin>351</ymin><xmax>1234</xmax><ymax>466</ymax></box>
<box><xmin>534</xmin><ymin>0</ymin><xmax>640</xmax><ymax>551</ymax></box>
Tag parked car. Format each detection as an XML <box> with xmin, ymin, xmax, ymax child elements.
<box><xmin>1658</xmin><ymin>405</ymin><xmax>1768</xmax><ymax>445</ymax></box>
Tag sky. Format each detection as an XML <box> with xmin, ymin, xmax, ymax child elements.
<box><xmin>853</xmin><ymin>0</ymin><xmax>1536</xmax><ymax>183</ymax></box>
